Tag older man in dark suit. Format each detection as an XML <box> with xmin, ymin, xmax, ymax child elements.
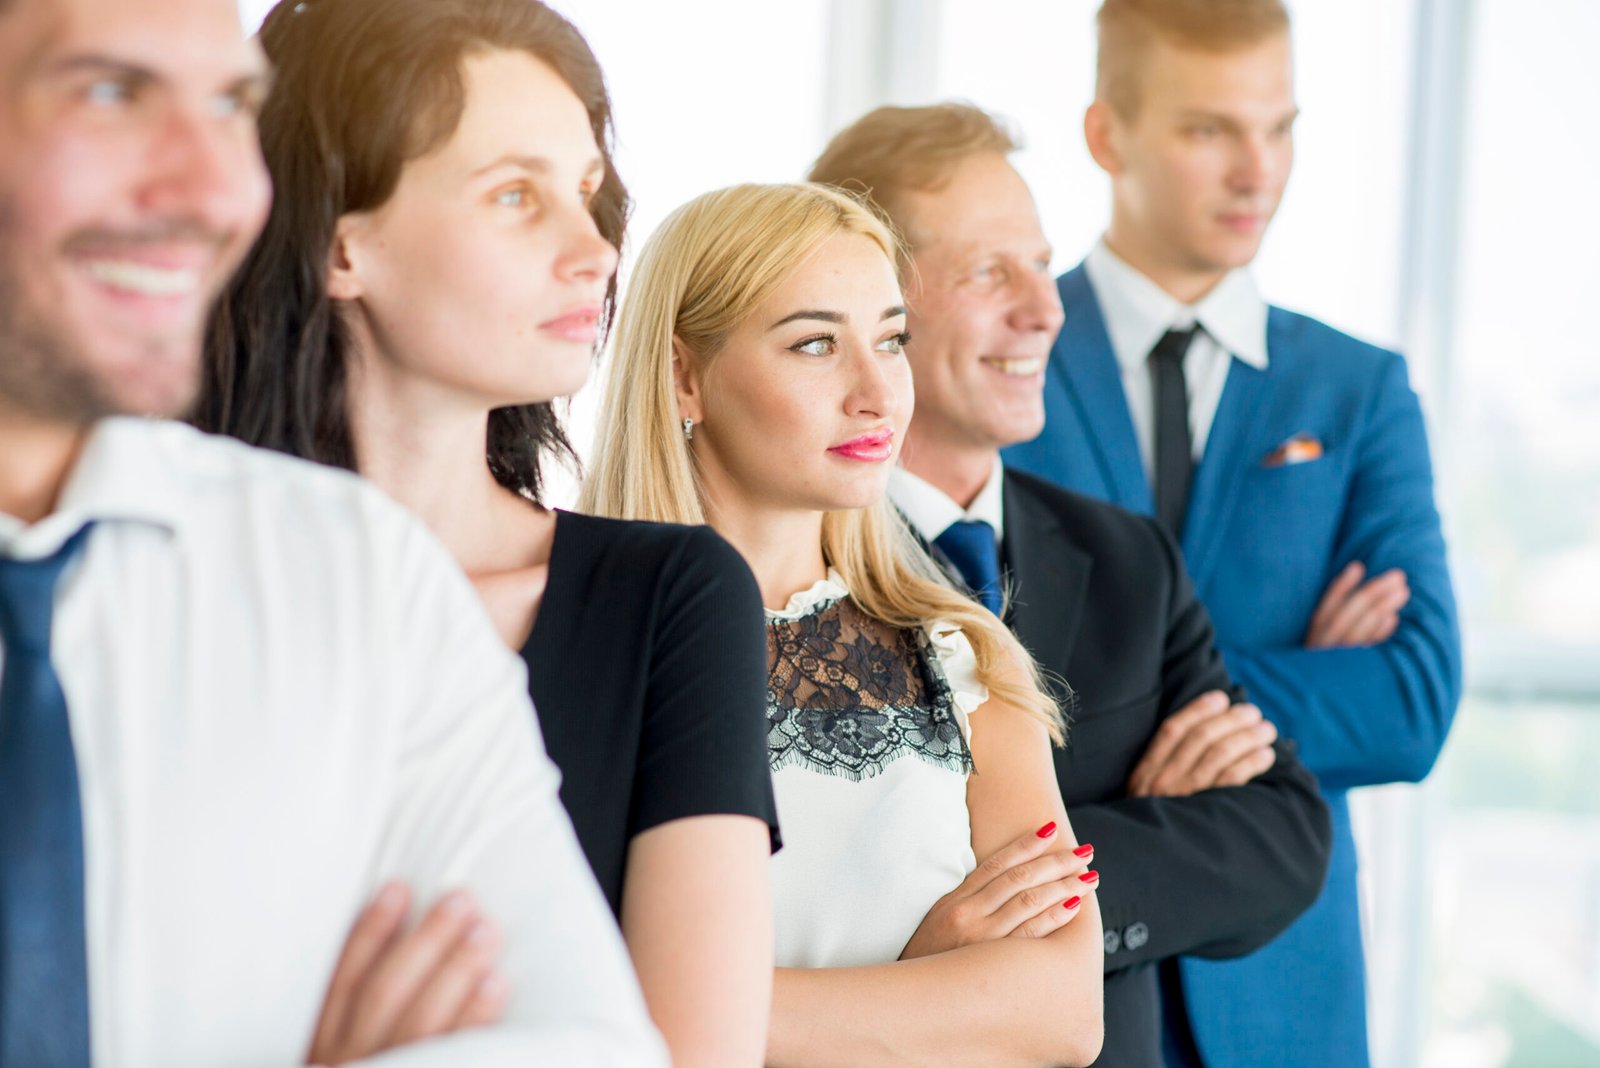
<box><xmin>810</xmin><ymin>103</ymin><xmax>1333</xmax><ymax>1067</ymax></box>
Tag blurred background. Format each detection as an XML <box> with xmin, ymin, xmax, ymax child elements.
<box><xmin>240</xmin><ymin>1</ymin><xmax>1600</xmax><ymax>1064</ymax></box>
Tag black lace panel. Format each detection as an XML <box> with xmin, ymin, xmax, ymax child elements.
<box><xmin>766</xmin><ymin>593</ymin><xmax>974</xmax><ymax>782</ymax></box>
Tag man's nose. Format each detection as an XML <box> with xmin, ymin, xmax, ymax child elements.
<box><xmin>1012</xmin><ymin>269</ymin><xmax>1065</xmax><ymax>337</ymax></box>
<box><xmin>1229</xmin><ymin>135</ymin><xmax>1274</xmax><ymax>193</ymax></box>
<box><xmin>139</xmin><ymin>103</ymin><xmax>269</xmax><ymax>238</ymax></box>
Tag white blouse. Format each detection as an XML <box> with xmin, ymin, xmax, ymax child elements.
<box><xmin>766</xmin><ymin>572</ymin><xmax>989</xmax><ymax>968</ymax></box>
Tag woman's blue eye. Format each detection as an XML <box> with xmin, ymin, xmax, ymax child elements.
<box><xmin>495</xmin><ymin>188</ymin><xmax>527</xmax><ymax>208</ymax></box>
<box><xmin>791</xmin><ymin>335</ymin><xmax>836</xmax><ymax>357</ymax></box>
<box><xmin>877</xmin><ymin>331</ymin><xmax>911</xmax><ymax>355</ymax></box>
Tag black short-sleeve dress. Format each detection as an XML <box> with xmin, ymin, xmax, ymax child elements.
<box><xmin>522</xmin><ymin>510</ymin><xmax>780</xmax><ymax>917</ymax></box>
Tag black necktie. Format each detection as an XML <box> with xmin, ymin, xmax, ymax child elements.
<box><xmin>1150</xmin><ymin>327</ymin><xmax>1198</xmax><ymax>537</ymax></box>
<box><xmin>0</xmin><ymin>525</ymin><xmax>95</xmax><ymax>1068</ymax></box>
<box><xmin>933</xmin><ymin>520</ymin><xmax>1003</xmax><ymax>617</ymax></box>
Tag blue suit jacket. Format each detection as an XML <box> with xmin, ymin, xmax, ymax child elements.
<box><xmin>1004</xmin><ymin>264</ymin><xmax>1462</xmax><ymax>1067</ymax></box>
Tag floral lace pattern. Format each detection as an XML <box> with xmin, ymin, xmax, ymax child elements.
<box><xmin>766</xmin><ymin>591</ymin><xmax>974</xmax><ymax>782</ymax></box>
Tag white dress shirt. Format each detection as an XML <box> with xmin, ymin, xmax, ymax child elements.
<box><xmin>1083</xmin><ymin>240</ymin><xmax>1270</xmax><ymax>484</ymax></box>
<box><xmin>0</xmin><ymin>419</ymin><xmax>665</xmax><ymax>1068</ymax></box>
<box><xmin>889</xmin><ymin>460</ymin><xmax>1006</xmax><ymax>544</ymax></box>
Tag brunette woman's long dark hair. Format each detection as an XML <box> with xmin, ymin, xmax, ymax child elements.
<box><xmin>195</xmin><ymin>0</ymin><xmax>629</xmax><ymax>499</ymax></box>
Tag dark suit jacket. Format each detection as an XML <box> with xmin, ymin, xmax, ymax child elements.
<box><xmin>998</xmin><ymin>468</ymin><xmax>1333</xmax><ymax>1067</ymax></box>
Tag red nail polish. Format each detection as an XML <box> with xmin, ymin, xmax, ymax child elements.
<box><xmin>1036</xmin><ymin>821</ymin><xmax>1057</xmax><ymax>838</ymax></box>
<box><xmin>1072</xmin><ymin>843</ymin><xmax>1093</xmax><ymax>857</ymax></box>
<box><xmin>1078</xmin><ymin>871</ymin><xmax>1099</xmax><ymax>884</ymax></box>
<box><xmin>1063</xmin><ymin>896</ymin><xmax>1081</xmax><ymax>910</ymax></box>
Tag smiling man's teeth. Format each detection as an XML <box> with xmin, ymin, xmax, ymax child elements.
<box><xmin>983</xmin><ymin>357</ymin><xmax>1045</xmax><ymax>377</ymax></box>
<box><xmin>84</xmin><ymin>260</ymin><xmax>201</xmax><ymax>296</ymax></box>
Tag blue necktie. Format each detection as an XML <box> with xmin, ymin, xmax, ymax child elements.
<box><xmin>0</xmin><ymin>525</ymin><xmax>95</xmax><ymax>1068</ymax></box>
<box><xmin>933</xmin><ymin>519</ymin><xmax>1002</xmax><ymax>617</ymax></box>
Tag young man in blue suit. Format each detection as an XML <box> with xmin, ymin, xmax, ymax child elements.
<box><xmin>1003</xmin><ymin>1</ymin><xmax>1462</xmax><ymax>1064</ymax></box>
<box><xmin>812</xmin><ymin>102</ymin><xmax>1331</xmax><ymax>1068</ymax></box>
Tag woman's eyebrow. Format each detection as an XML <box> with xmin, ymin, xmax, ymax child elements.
<box><xmin>768</xmin><ymin>305</ymin><xmax>906</xmax><ymax>330</ymax></box>
<box><xmin>469</xmin><ymin>154</ymin><xmax>604</xmax><ymax>179</ymax></box>
<box><xmin>768</xmin><ymin>309</ymin><xmax>845</xmax><ymax>329</ymax></box>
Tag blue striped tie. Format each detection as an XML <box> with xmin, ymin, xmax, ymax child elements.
<box><xmin>0</xmin><ymin>525</ymin><xmax>95</xmax><ymax>1068</ymax></box>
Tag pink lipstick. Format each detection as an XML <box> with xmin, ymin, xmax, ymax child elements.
<box><xmin>539</xmin><ymin>304</ymin><xmax>601</xmax><ymax>343</ymax></box>
<box><xmin>828</xmin><ymin>428</ymin><xmax>894</xmax><ymax>462</ymax></box>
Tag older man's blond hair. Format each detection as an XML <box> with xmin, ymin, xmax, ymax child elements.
<box><xmin>808</xmin><ymin>102</ymin><xmax>1019</xmax><ymax>256</ymax></box>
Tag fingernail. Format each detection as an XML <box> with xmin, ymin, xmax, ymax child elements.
<box><xmin>376</xmin><ymin>884</ymin><xmax>406</xmax><ymax>911</ymax></box>
<box><xmin>442</xmin><ymin>889</ymin><xmax>473</xmax><ymax>915</ymax></box>
<box><xmin>1036</xmin><ymin>821</ymin><xmax>1057</xmax><ymax>838</ymax></box>
<box><xmin>1078</xmin><ymin>871</ymin><xmax>1099</xmax><ymax>884</ymax></box>
<box><xmin>1063</xmin><ymin>896</ymin><xmax>1082</xmax><ymax>910</ymax></box>
<box><xmin>1072</xmin><ymin>843</ymin><xmax>1094</xmax><ymax>857</ymax></box>
<box><xmin>477</xmin><ymin>974</ymin><xmax>507</xmax><ymax>999</ymax></box>
<box><xmin>469</xmin><ymin>919</ymin><xmax>497</xmax><ymax>946</ymax></box>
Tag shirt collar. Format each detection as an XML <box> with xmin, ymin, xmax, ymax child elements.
<box><xmin>889</xmin><ymin>458</ymin><xmax>1006</xmax><ymax>543</ymax></box>
<box><xmin>0</xmin><ymin>417</ymin><xmax>186</xmax><ymax>557</ymax></box>
<box><xmin>1085</xmin><ymin>238</ymin><xmax>1268</xmax><ymax>371</ymax></box>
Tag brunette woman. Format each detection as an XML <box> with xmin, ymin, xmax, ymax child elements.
<box><xmin>198</xmin><ymin>3</ymin><xmax>776</xmax><ymax>1064</ymax></box>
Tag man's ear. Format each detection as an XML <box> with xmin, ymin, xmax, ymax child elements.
<box><xmin>325</xmin><ymin>214</ymin><xmax>367</xmax><ymax>302</ymax></box>
<box><xmin>1084</xmin><ymin>100</ymin><xmax>1124</xmax><ymax>177</ymax></box>
<box><xmin>671</xmin><ymin>335</ymin><xmax>703</xmax><ymax>424</ymax></box>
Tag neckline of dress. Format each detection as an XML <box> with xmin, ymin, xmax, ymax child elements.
<box><xmin>765</xmin><ymin>568</ymin><xmax>849</xmax><ymax>622</ymax></box>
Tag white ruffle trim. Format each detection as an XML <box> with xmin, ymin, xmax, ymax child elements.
<box><xmin>766</xmin><ymin>569</ymin><xmax>850</xmax><ymax>621</ymax></box>
<box><xmin>924</xmin><ymin>620</ymin><xmax>989</xmax><ymax>742</ymax></box>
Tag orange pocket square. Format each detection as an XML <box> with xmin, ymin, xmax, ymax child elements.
<box><xmin>1261</xmin><ymin>434</ymin><xmax>1324</xmax><ymax>467</ymax></box>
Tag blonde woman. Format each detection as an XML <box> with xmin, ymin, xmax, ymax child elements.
<box><xmin>583</xmin><ymin>183</ymin><xmax>1105</xmax><ymax>1067</ymax></box>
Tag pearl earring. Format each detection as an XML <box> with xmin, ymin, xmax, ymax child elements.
<box><xmin>682</xmin><ymin>418</ymin><xmax>695</xmax><ymax>442</ymax></box>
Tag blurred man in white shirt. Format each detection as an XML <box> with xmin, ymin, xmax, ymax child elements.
<box><xmin>0</xmin><ymin>0</ymin><xmax>666</xmax><ymax>1063</ymax></box>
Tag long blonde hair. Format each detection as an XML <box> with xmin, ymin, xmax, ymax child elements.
<box><xmin>582</xmin><ymin>183</ymin><xmax>1063</xmax><ymax>742</ymax></box>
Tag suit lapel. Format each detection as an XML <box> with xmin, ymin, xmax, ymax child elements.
<box><xmin>1056</xmin><ymin>266</ymin><xmax>1153</xmax><ymax>514</ymax></box>
<box><xmin>1002</xmin><ymin>472</ymin><xmax>1093</xmax><ymax>690</ymax></box>
<box><xmin>1180</xmin><ymin>315</ymin><xmax>1280</xmax><ymax>589</ymax></box>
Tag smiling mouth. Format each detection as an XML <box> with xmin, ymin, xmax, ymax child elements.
<box><xmin>81</xmin><ymin>259</ymin><xmax>202</xmax><ymax>297</ymax></box>
<box><xmin>981</xmin><ymin>356</ymin><xmax>1045</xmax><ymax>377</ymax></box>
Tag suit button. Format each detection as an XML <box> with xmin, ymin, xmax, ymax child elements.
<box><xmin>1104</xmin><ymin>929</ymin><xmax>1121</xmax><ymax>955</ymax></box>
<box><xmin>1124</xmin><ymin>922</ymin><xmax>1149</xmax><ymax>950</ymax></box>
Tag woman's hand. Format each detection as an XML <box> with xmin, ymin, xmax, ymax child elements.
<box><xmin>899</xmin><ymin>822</ymin><xmax>1099</xmax><ymax>961</ymax></box>
<box><xmin>307</xmin><ymin>883</ymin><xmax>509</xmax><ymax>1066</ymax></box>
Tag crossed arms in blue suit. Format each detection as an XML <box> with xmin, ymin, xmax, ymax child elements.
<box><xmin>1004</xmin><ymin>264</ymin><xmax>1462</xmax><ymax>792</ymax></box>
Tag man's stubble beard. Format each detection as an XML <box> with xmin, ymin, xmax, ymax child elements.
<box><xmin>0</xmin><ymin>198</ymin><xmax>202</xmax><ymax>425</ymax></box>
